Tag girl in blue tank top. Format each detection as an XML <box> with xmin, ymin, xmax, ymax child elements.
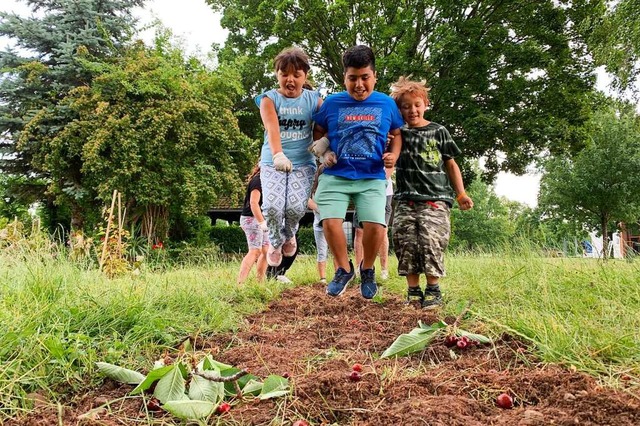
<box><xmin>255</xmin><ymin>47</ymin><xmax>323</xmax><ymax>268</ymax></box>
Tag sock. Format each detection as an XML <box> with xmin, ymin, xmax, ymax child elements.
<box><xmin>426</xmin><ymin>284</ymin><xmax>440</xmax><ymax>293</ymax></box>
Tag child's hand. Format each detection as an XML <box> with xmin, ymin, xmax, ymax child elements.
<box><xmin>309</xmin><ymin>136</ymin><xmax>330</xmax><ymax>157</ymax></box>
<box><xmin>457</xmin><ymin>193</ymin><xmax>474</xmax><ymax>210</ymax></box>
<box><xmin>273</xmin><ymin>152</ymin><xmax>292</xmax><ymax>172</ymax></box>
<box><xmin>320</xmin><ymin>150</ymin><xmax>337</xmax><ymax>167</ymax></box>
<box><xmin>382</xmin><ymin>152</ymin><xmax>397</xmax><ymax>168</ymax></box>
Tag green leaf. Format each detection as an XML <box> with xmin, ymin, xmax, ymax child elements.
<box><xmin>188</xmin><ymin>375</ymin><xmax>225</xmax><ymax>403</ymax></box>
<box><xmin>96</xmin><ymin>362</ymin><xmax>145</xmax><ymax>385</ymax></box>
<box><xmin>418</xmin><ymin>320</ymin><xmax>448</xmax><ymax>330</ymax></box>
<box><xmin>222</xmin><ymin>368</ymin><xmax>258</xmax><ymax>395</ymax></box>
<box><xmin>381</xmin><ymin>327</ymin><xmax>445</xmax><ymax>358</ymax></box>
<box><xmin>154</xmin><ymin>365</ymin><xmax>187</xmax><ymax>404</ymax></box>
<box><xmin>457</xmin><ymin>329</ymin><xmax>492</xmax><ymax>344</ymax></box>
<box><xmin>163</xmin><ymin>400</ymin><xmax>215</xmax><ymax>420</ymax></box>
<box><xmin>130</xmin><ymin>366</ymin><xmax>173</xmax><ymax>395</ymax></box>
<box><xmin>258</xmin><ymin>375</ymin><xmax>290</xmax><ymax>400</ymax></box>
<box><xmin>241</xmin><ymin>379</ymin><xmax>263</xmax><ymax>396</ymax></box>
<box><xmin>201</xmin><ymin>356</ymin><xmax>232</xmax><ymax>372</ymax></box>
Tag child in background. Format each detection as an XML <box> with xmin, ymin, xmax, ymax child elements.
<box><xmin>390</xmin><ymin>77</ymin><xmax>473</xmax><ymax>309</ymax></box>
<box><xmin>237</xmin><ymin>165</ymin><xmax>269</xmax><ymax>284</ymax></box>
<box><xmin>256</xmin><ymin>47</ymin><xmax>322</xmax><ymax>267</ymax></box>
<box><xmin>307</xmin><ymin>165</ymin><xmax>331</xmax><ymax>283</ymax></box>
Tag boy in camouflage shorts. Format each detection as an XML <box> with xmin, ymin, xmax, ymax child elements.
<box><xmin>390</xmin><ymin>77</ymin><xmax>474</xmax><ymax>309</ymax></box>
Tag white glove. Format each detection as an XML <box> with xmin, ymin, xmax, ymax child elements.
<box><xmin>272</xmin><ymin>152</ymin><xmax>292</xmax><ymax>172</ymax></box>
<box><xmin>258</xmin><ymin>221</ymin><xmax>268</xmax><ymax>232</ymax></box>
<box><xmin>320</xmin><ymin>150</ymin><xmax>337</xmax><ymax>167</ymax></box>
<box><xmin>309</xmin><ymin>136</ymin><xmax>330</xmax><ymax>157</ymax></box>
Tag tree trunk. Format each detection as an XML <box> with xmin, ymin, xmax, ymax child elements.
<box><xmin>70</xmin><ymin>202</ymin><xmax>84</xmax><ymax>232</ymax></box>
<box><xmin>601</xmin><ymin>214</ymin><xmax>609</xmax><ymax>260</ymax></box>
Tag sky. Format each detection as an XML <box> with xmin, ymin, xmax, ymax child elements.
<box><xmin>1</xmin><ymin>0</ymin><xmax>625</xmax><ymax>208</ymax></box>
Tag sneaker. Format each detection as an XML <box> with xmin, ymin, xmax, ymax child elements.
<box><xmin>422</xmin><ymin>287</ymin><xmax>443</xmax><ymax>310</ymax></box>
<box><xmin>275</xmin><ymin>275</ymin><xmax>293</xmax><ymax>284</ymax></box>
<box><xmin>326</xmin><ymin>261</ymin><xmax>355</xmax><ymax>297</ymax></box>
<box><xmin>267</xmin><ymin>245</ymin><xmax>282</xmax><ymax>267</ymax></box>
<box><xmin>380</xmin><ymin>269</ymin><xmax>389</xmax><ymax>280</ymax></box>
<box><xmin>359</xmin><ymin>262</ymin><xmax>378</xmax><ymax>300</ymax></box>
<box><xmin>319</xmin><ymin>278</ymin><xmax>326</xmax><ymax>284</ymax></box>
<box><xmin>282</xmin><ymin>237</ymin><xmax>297</xmax><ymax>257</ymax></box>
<box><xmin>406</xmin><ymin>286</ymin><xmax>424</xmax><ymax>304</ymax></box>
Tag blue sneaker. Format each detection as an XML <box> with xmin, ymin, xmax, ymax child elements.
<box><xmin>326</xmin><ymin>261</ymin><xmax>355</xmax><ymax>297</ymax></box>
<box><xmin>359</xmin><ymin>262</ymin><xmax>377</xmax><ymax>299</ymax></box>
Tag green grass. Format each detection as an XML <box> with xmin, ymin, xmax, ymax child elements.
<box><xmin>0</xmin><ymin>243</ymin><xmax>638</xmax><ymax>420</ymax></box>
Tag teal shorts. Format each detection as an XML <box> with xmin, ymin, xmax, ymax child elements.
<box><xmin>315</xmin><ymin>174</ymin><xmax>387</xmax><ymax>226</ymax></box>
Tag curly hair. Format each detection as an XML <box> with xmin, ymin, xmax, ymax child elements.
<box><xmin>389</xmin><ymin>76</ymin><xmax>430</xmax><ymax>106</ymax></box>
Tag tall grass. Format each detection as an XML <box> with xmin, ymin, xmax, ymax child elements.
<box><xmin>0</xmin><ymin>243</ymin><xmax>292</xmax><ymax>419</ymax></box>
<box><xmin>0</xmin><ymin>240</ymin><xmax>638</xmax><ymax>419</ymax></box>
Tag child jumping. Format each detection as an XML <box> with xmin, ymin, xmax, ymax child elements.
<box><xmin>256</xmin><ymin>47</ymin><xmax>322</xmax><ymax>267</ymax></box>
<box><xmin>390</xmin><ymin>76</ymin><xmax>474</xmax><ymax>309</ymax></box>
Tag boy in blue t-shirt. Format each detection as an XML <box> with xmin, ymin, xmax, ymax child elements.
<box><xmin>311</xmin><ymin>45</ymin><xmax>404</xmax><ymax>299</ymax></box>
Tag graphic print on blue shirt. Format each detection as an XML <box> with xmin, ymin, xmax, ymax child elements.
<box><xmin>337</xmin><ymin>107</ymin><xmax>382</xmax><ymax>160</ymax></box>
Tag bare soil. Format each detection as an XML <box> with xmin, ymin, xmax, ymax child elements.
<box><xmin>7</xmin><ymin>282</ymin><xmax>640</xmax><ymax>425</ymax></box>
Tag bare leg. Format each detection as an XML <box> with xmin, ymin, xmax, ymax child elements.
<box><xmin>317</xmin><ymin>260</ymin><xmax>326</xmax><ymax>280</ymax></box>
<box><xmin>354</xmin><ymin>227</ymin><xmax>363</xmax><ymax>272</ymax></box>
<box><xmin>237</xmin><ymin>248</ymin><xmax>261</xmax><ymax>284</ymax></box>
<box><xmin>360</xmin><ymin>222</ymin><xmax>385</xmax><ymax>270</ymax></box>
<box><xmin>256</xmin><ymin>245</ymin><xmax>268</xmax><ymax>281</ymax></box>
<box><xmin>379</xmin><ymin>231</ymin><xmax>389</xmax><ymax>271</ymax></box>
<box><xmin>407</xmin><ymin>273</ymin><xmax>420</xmax><ymax>288</ymax></box>
<box><xmin>323</xmin><ymin>218</ymin><xmax>350</xmax><ymax>271</ymax></box>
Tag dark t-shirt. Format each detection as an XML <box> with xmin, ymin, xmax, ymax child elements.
<box><xmin>394</xmin><ymin>122</ymin><xmax>461</xmax><ymax>206</ymax></box>
<box><xmin>241</xmin><ymin>174</ymin><xmax>262</xmax><ymax>217</ymax></box>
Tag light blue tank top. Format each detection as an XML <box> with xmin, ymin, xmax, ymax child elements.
<box><xmin>255</xmin><ymin>88</ymin><xmax>320</xmax><ymax>167</ymax></box>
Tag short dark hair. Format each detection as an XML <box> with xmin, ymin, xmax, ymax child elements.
<box><xmin>342</xmin><ymin>45</ymin><xmax>375</xmax><ymax>72</ymax></box>
<box><xmin>274</xmin><ymin>47</ymin><xmax>310</xmax><ymax>74</ymax></box>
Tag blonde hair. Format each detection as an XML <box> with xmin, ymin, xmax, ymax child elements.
<box><xmin>390</xmin><ymin>76</ymin><xmax>430</xmax><ymax>106</ymax></box>
<box><xmin>245</xmin><ymin>163</ymin><xmax>260</xmax><ymax>184</ymax></box>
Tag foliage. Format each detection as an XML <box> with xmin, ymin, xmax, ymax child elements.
<box><xmin>586</xmin><ymin>0</ymin><xmax>640</xmax><ymax>92</ymax></box>
<box><xmin>0</xmin><ymin>0</ymin><xmax>144</xmax><ymax>228</ymax></box>
<box><xmin>450</xmin><ymin>179</ymin><xmax>514</xmax><ymax>250</ymax></box>
<box><xmin>208</xmin><ymin>0</ymin><xmax>603</xmax><ymax>177</ymax></box>
<box><xmin>381</xmin><ymin>319</ymin><xmax>491</xmax><ymax>358</ymax></box>
<box><xmin>96</xmin><ymin>355</ymin><xmax>290</xmax><ymax>420</ymax></box>
<box><xmin>538</xmin><ymin>105</ymin><xmax>640</xmax><ymax>257</ymax></box>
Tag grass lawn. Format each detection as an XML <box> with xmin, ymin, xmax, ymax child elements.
<box><xmin>0</xmin><ymin>245</ymin><xmax>638</xmax><ymax>420</ymax></box>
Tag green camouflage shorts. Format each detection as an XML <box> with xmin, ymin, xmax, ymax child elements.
<box><xmin>392</xmin><ymin>200</ymin><xmax>451</xmax><ymax>277</ymax></box>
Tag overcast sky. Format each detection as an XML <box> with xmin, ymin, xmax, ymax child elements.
<box><xmin>3</xmin><ymin>0</ymin><xmax>628</xmax><ymax>207</ymax></box>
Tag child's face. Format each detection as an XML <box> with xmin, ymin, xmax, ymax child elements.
<box><xmin>398</xmin><ymin>93</ymin><xmax>429</xmax><ymax>127</ymax></box>
<box><xmin>277</xmin><ymin>66</ymin><xmax>307</xmax><ymax>98</ymax></box>
<box><xmin>344</xmin><ymin>66</ymin><xmax>376</xmax><ymax>101</ymax></box>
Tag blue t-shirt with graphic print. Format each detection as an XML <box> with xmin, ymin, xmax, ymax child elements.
<box><xmin>312</xmin><ymin>91</ymin><xmax>404</xmax><ymax>180</ymax></box>
<box><xmin>255</xmin><ymin>88</ymin><xmax>320</xmax><ymax>167</ymax></box>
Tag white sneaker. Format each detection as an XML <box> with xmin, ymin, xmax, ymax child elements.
<box><xmin>380</xmin><ymin>270</ymin><xmax>389</xmax><ymax>280</ymax></box>
<box><xmin>275</xmin><ymin>275</ymin><xmax>293</xmax><ymax>284</ymax></box>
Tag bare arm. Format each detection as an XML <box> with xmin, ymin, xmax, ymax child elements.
<box><xmin>382</xmin><ymin>128</ymin><xmax>402</xmax><ymax>168</ymax></box>
<box><xmin>249</xmin><ymin>189</ymin><xmax>265</xmax><ymax>222</ymax></box>
<box><xmin>259</xmin><ymin>97</ymin><xmax>282</xmax><ymax>155</ymax></box>
<box><xmin>444</xmin><ymin>158</ymin><xmax>473</xmax><ymax>210</ymax></box>
<box><xmin>313</xmin><ymin>123</ymin><xmax>327</xmax><ymax>142</ymax></box>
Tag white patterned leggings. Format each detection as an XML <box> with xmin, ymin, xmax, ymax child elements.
<box><xmin>260</xmin><ymin>164</ymin><xmax>315</xmax><ymax>248</ymax></box>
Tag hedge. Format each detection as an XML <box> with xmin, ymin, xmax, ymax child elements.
<box><xmin>210</xmin><ymin>225</ymin><xmax>317</xmax><ymax>254</ymax></box>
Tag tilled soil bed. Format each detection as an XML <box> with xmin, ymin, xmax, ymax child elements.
<box><xmin>7</xmin><ymin>283</ymin><xmax>640</xmax><ymax>425</ymax></box>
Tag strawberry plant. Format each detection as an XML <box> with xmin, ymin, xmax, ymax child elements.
<box><xmin>96</xmin><ymin>354</ymin><xmax>290</xmax><ymax>420</ymax></box>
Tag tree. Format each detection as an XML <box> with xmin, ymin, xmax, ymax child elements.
<box><xmin>208</xmin><ymin>0</ymin><xmax>603</xmax><ymax>177</ymax></box>
<box><xmin>587</xmin><ymin>0</ymin><xmax>640</xmax><ymax>93</ymax></box>
<box><xmin>21</xmin><ymin>37</ymin><xmax>253</xmax><ymax>241</ymax></box>
<box><xmin>538</xmin><ymin>105</ymin><xmax>640</xmax><ymax>258</ymax></box>
<box><xmin>450</xmin><ymin>179</ymin><xmax>513</xmax><ymax>250</ymax></box>
<box><xmin>0</xmin><ymin>0</ymin><xmax>144</xmax><ymax>229</ymax></box>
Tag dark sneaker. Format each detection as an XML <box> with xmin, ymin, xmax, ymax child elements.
<box><xmin>406</xmin><ymin>286</ymin><xmax>424</xmax><ymax>304</ymax></box>
<box><xmin>359</xmin><ymin>262</ymin><xmax>377</xmax><ymax>299</ymax></box>
<box><xmin>326</xmin><ymin>261</ymin><xmax>355</xmax><ymax>297</ymax></box>
<box><xmin>422</xmin><ymin>287</ymin><xmax>443</xmax><ymax>310</ymax></box>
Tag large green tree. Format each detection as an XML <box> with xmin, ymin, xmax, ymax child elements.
<box><xmin>538</xmin><ymin>105</ymin><xmax>640</xmax><ymax>258</ymax></box>
<box><xmin>20</xmin><ymin>37</ymin><xmax>253</xmax><ymax>240</ymax></box>
<box><xmin>587</xmin><ymin>0</ymin><xmax>640</xmax><ymax>92</ymax></box>
<box><xmin>208</xmin><ymin>0</ymin><xmax>603</xmax><ymax>177</ymax></box>
<box><xmin>0</xmin><ymin>0</ymin><xmax>144</xmax><ymax>228</ymax></box>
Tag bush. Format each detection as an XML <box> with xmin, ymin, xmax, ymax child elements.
<box><xmin>209</xmin><ymin>224</ymin><xmax>318</xmax><ymax>255</ymax></box>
